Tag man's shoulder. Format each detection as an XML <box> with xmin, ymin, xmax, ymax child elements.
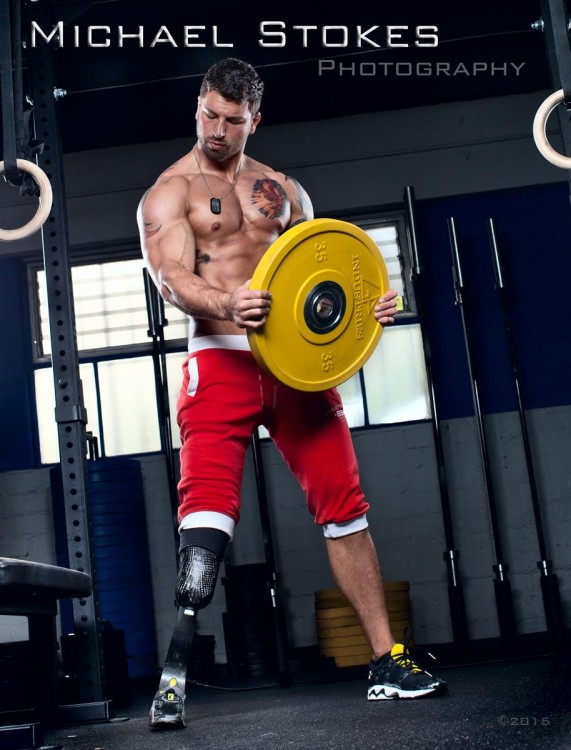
<box><xmin>144</xmin><ymin>159</ymin><xmax>196</xmax><ymax>203</ymax></box>
<box><xmin>243</xmin><ymin>157</ymin><xmax>301</xmax><ymax>197</ymax></box>
<box><xmin>157</xmin><ymin>152</ymin><xmax>197</xmax><ymax>185</ymax></box>
<box><xmin>138</xmin><ymin>166</ymin><xmax>193</xmax><ymax>217</ymax></box>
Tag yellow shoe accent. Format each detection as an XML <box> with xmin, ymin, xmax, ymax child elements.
<box><xmin>391</xmin><ymin>643</ymin><xmax>422</xmax><ymax>672</ymax></box>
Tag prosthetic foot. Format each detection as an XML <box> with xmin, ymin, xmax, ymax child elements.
<box><xmin>149</xmin><ymin>606</ymin><xmax>195</xmax><ymax>728</ymax></box>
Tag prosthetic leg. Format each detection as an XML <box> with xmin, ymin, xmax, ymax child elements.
<box><xmin>149</xmin><ymin>530</ymin><xmax>229</xmax><ymax>728</ymax></box>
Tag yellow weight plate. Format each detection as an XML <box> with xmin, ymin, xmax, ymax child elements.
<box><xmin>316</xmin><ymin>615</ymin><xmax>361</xmax><ymax>629</ymax></box>
<box><xmin>386</xmin><ymin>602</ymin><xmax>410</xmax><ymax>620</ymax></box>
<box><xmin>318</xmin><ymin>634</ymin><xmax>369</xmax><ymax>648</ymax></box>
<box><xmin>314</xmin><ymin>588</ymin><xmax>348</xmax><ymax>602</ymax></box>
<box><xmin>384</xmin><ymin>581</ymin><xmax>410</xmax><ymax>592</ymax></box>
<box><xmin>334</xmin><ymin>654</ymin><xmax>370</xmax><ymax>668</ymax></box>
<box><xmin>247</xmin><ymin>218</ymin><xmax>390</xmax><ymax>391</ymax></box>
<box><xmin>316</xmin><ymin>624</ymin><xmax>365</xmax><ymax>639</ymax></box>
<box><xmin>315</xmin><ymin>583</ymin><xmax>409</xmax><ymax>598</ymax></box>
<box><xmin>315</xmin><ymin>597</ymin><xmax>349</xmax><ymax>610</ymax></box>
<box><xmin>315</xmin><ymin>606</ymin><xmax>356</xmax><ymax>620</ymax></box>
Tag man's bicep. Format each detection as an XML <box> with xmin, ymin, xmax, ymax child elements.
<box><xmin>138</xmin><ymin>183</ymin><xmax>196</xmax><ymax>287</ymax></box>
<box><xmin>138</xmin><ymin>187</ymin><xmax>164</xmax><ymax>242</ymax></box>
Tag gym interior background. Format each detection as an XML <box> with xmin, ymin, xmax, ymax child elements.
<box><xmin>0</xmin><ymin>0</ymin><xmax>570</xmax><ymax>706</ymax></box>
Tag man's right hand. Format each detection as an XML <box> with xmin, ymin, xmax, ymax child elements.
<box><xmin>224</xmin><ymin>279</ymin><xmax>271</xmax><ymax>329</ymax></box>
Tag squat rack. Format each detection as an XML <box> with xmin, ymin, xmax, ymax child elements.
<box><xmin>24</xmin><ymin>0</ymin><xmax>110</xmax><ymax>718</ymax></box>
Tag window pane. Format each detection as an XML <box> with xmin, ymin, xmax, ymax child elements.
<box><xmin>337</xmin><ymin>373</ymin><xmax>365</xmax><ymax>427</ymax></box>
<box><xmin>34</xmin><ymin>364</ymin><xmax>100</xmax><ymax>464</ymax></box>
<box><xmin>365</xmin><ymin>225</ymin><xmax>404</xmax><ymax>300</ymax></box>
<box><xmin>38</xmin><ymin>260</ymin><xmax>189</xmax><ymax>355</ymax></box>
<box><xmin>364</xmin><ymin>325</ymin><xmax>430</xmax><ymax>424</ymax></box>
<box><xmin>97</xmin><ymin>358</ymin><xmax>160</xmax><ymax>455</ymax></box>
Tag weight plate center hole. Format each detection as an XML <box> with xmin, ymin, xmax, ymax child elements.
<box><xmin>315</xmin><ymin>294</ymin><xmax>335</xmax><ymax>319</ymax></box>
<box><xmin>304</xmin><ymin>281</ymin><xmax>346</xmax><ymax>334</ymax></box>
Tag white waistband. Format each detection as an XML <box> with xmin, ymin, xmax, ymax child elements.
<box><xmin>188</xmin><ymin>334</ymin><xmax>250</xmax><ymax>354</ymax></box>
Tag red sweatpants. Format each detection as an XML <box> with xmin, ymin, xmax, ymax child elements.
<box><xmin>176</xmin><ymin>338</ymin><xmax>369</xmax><ymax>536</ymax></box>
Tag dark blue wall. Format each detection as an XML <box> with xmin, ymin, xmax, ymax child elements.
<box><xmin>1</xmin><ymin>181</ymin><xmax>570</xmax><ymax>470</ymax></box>
<box><xmin>416</xmin><ymin>182</ymin><xmax>571</xmax><ymax>420</ymax></box>
<box><xmin>0</xmin><ymin>257</ymin><xmax>39</xmax><ymax>470</ymax></box>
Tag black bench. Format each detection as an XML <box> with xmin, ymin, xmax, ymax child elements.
<box><xmin>0</xmin><ymin>557</ymin><xmax>92</xmax><ymax>749</ymax></box>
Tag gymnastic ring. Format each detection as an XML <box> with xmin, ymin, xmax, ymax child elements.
<box><xmin>0</xmin><ymin>159</ymin><xmax>53</xmax><ymax>242</ymax></box>
<box><xmin>532</xmin><ymin>89</ymin><xmax>571</xmax><ymax>170</ymax></box>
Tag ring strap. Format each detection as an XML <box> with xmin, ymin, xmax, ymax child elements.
<box><xmin>0</xmin><ymin>0</ymin><xmax>18</xmax><ymax>178</ymax></box>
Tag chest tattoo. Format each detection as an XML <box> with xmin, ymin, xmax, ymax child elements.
<box><xmin>251</xmin><ymin>178</ymin><xmax>288</xmax><ymax>220</ymax></box>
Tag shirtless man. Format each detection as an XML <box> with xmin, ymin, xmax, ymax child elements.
<box><xmin>138</xmin><ymin>58</ymin><xmax>446</xmax><ymax>718</ymax></box>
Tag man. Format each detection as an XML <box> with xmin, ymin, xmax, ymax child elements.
<box><xmin>138</xmin><ymin>57</ymin><xmax>447</xmax><ymax>713</ymax></box>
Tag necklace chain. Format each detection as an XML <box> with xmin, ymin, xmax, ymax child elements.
<box><xmin>193</xmin><ymin>149</ymin><xmax>242</xmax><ymax>214</ymax></box>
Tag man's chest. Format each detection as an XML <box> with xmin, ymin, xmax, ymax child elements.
<box><xmin>189</xmin><ymin>175</ymin><xmax>292</xmax><ymax>239</ymax></box>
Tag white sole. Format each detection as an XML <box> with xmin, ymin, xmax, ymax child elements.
<box><xmin>367</xmin><ymin>685</ymin><xmax>439</xmax><ymax>700</ymax></box>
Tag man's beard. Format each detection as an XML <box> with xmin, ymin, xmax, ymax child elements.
<box><xmin>202</xmin><ymin>140</ymin><xmax>232</xmax><ymax>161</ymax></box>
<box><xmin>200</xmin><ymin>135</ymin><xmax>243</xmax><ymax>162</ymax></box>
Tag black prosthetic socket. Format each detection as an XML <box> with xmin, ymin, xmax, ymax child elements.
<box><xmin>175</xmin><ymin>529</ymin><xmax>230</xmax><ymax>611</ymax></box>
<box><xmin>179</xmin><ymin>528</ymin><xmax>230</xmax><ymax>560</ymax></box>
<box><xmin>176</xmin><ymin>547</ymin><xmax>220</xmax><ymax>611</ymax></box>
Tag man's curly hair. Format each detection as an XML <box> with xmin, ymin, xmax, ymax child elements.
<box><xmin>200</xmin><ymin>58</ymin><xmax>264</xmax><ymax>114</ymax></box>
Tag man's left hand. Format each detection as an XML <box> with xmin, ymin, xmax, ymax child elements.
<box><xmin>374</xmin><ymin>289</ymin><xmax>399</xmax><ymax>325</ymax></box>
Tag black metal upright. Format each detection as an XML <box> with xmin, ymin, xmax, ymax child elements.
<box><xmin>487</xmin><ymin>217</ymin><xmax>567</xmax><ymax>648</ymax></box>
<box><xmin>26</xmin><ymin>1</ymin><xmax>111</xmax><ymax>717</ymax></box>
<box><xmin>403</xmin><ymin>188</ymin><xmax>469</xmax><ymax>653</ymax></box>
<box><xmin>251</xmin><ymin>432</ymin><xmax>291</xmax><ymax>686</ymax></box>
<box><xmin>0</xmin><ymin>0</ymin><xmax>18</xmax><ymax>179</ymax></box>
<box><xmin>143</xmin><ymin>269</ymin><xmax>179</xmax><ymax>545</ymax></box>
<box><xmin>448</xmin><ymin>217</ymin><xmax>517</xmax><ymax>646</ymax></box>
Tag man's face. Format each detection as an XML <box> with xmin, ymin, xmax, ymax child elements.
<box><xmin>195</xmin><ymin>91</ymin><xmax>260</xmax><ymax>162</ymax></box>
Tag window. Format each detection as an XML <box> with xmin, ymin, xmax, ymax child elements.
<box><xmin>31</xmin><ymin>213</ymin><xmax>429</xmax><ymax>464</ymax></box>
<box><xmin>31</xmin><ymin>256</ymin><xmax>189</xmax><ymax>463</ymax></box>
<box><xmin>347</xmin><ymin>212</ymin><xmax>430</xmax><ymax>427</ymax></box>
<box><xmin>34</xmin><ymin>259</ymin><xmax>188</xmax><ymax>358</ymax></box>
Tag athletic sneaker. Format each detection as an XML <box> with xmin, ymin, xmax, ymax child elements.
<box><xmin>367</xmin><ymin>642</ymin><xmax>447</xmax><ymax>700</ymax></box>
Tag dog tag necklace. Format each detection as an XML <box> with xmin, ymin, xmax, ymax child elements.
<box><xmin>194</xmin><ymin>149</ymin><xmax>242</xmax><ymax>215</ymax></box>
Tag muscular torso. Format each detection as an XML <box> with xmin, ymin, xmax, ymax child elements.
<box><xmin>166</xmin><ymin>153</ymin><xmax>294</xmax><ymax>337</ymax></box>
